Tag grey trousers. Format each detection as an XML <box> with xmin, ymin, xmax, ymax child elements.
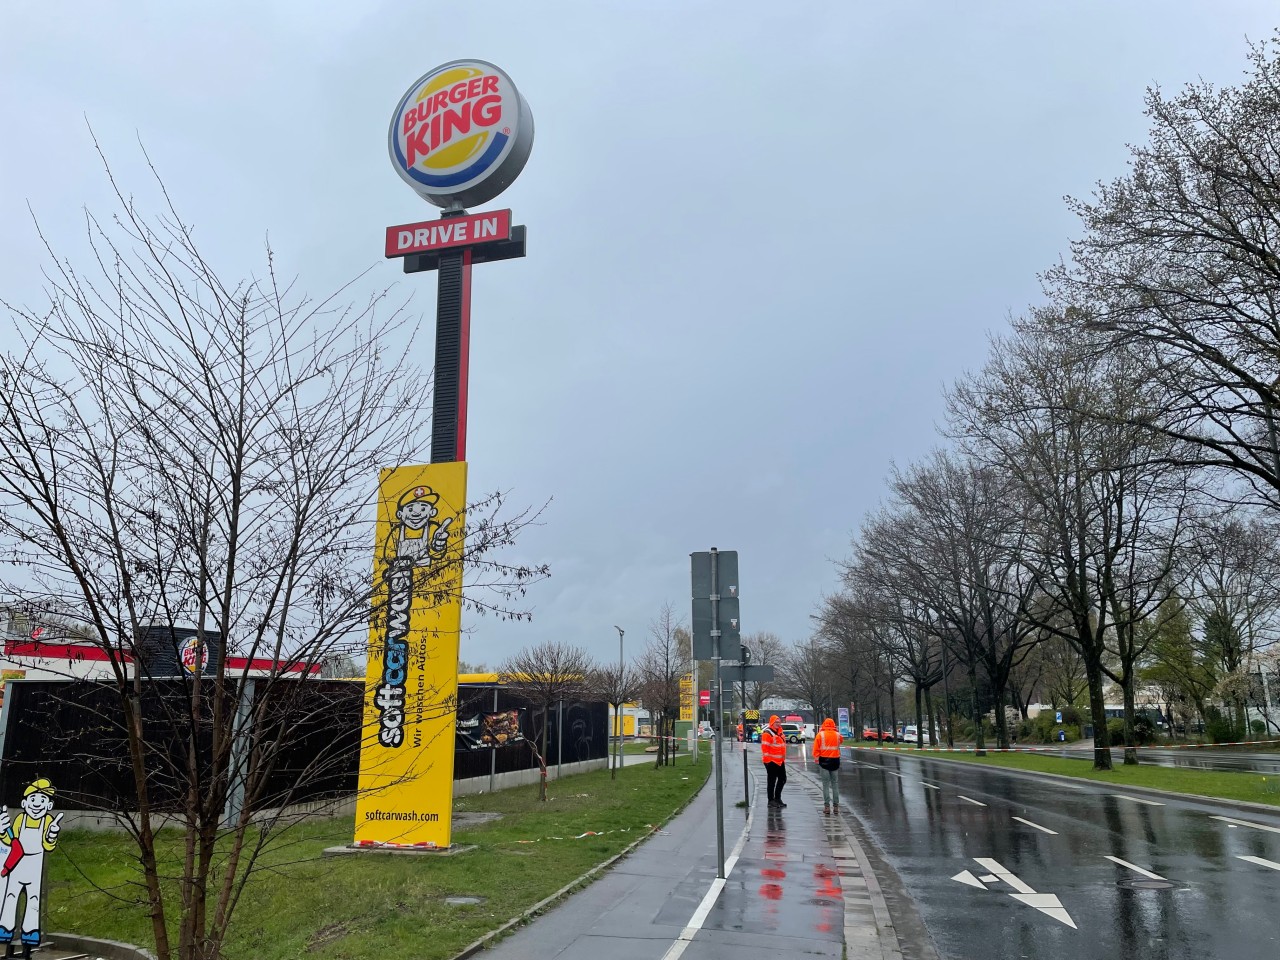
<box><xmin>816</xmin><ymin>765</ymin><xmax>840</xmax><ymax>807</ymax></box>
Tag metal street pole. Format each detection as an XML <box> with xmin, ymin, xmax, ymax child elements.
<box><xmin>614</xmin><ymin>625</ymin><xmax>625</xmax><ymax>774</ymax></box>
<box><xmin>711</xmin><ymin>548</ymin><xmax>726</xmax><ymax>879</ymax></box>
<box><xmin>489</xmin><ymin>685</ymin><xmax>498</xmax><ymax>793</ymax></box>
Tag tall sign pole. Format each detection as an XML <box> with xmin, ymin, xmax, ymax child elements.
<box><xmin>710</xmin><ymin>549</ymin><xmax>725</xmax><ymax>878</ymax></box>
<box><xmin>355</xmin><ymin>60</ymin><xmax>533</xmax><ymax>850</ymax></box>
<box><xmin>691</xmin><ymin>549</ymin><xmax>740</xmax><ymax>880</ymax></box>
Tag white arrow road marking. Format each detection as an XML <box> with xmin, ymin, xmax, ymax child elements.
<box><xmin>978</xmin><ymin>875</ymin><xmax>998</xmax><ymax>883</ymax></box>
<box><xmin>1238</xmin><ymin>855</ymin><xmax>1280</xmax><ymax>871</ymax></box>
<box><xmin>973</xmin><ymin>858</ymin><xmax>1036</xmax><ymax>894</ymax></box>
<box><xmin>952</xmin><ymin>869</ymin><xmax>987</xmax><ymax>889</ymax></box>
<box><xmin>1010</xmin><ymin>893</ymin><xmax>1078</xmax><ymax>929</ymax></box>
<box><xmin>1105</xmin><ymin>856</ymin><xmax>1166</xmax><ymax>881</ymax></box>
<box><xmin>1112</xmin><ymin>794</ymin><xmax>1164</xmax><ymax>806</ymax></box>
<box><xmin>957</xmin><ymin>795</ymin><xmax>987</xmax><ymax>806</ymax></box>
<box><xmin>970</xmin><ymin>858</ymin><xmax>1077</xmax><ymax>927</ymax></box>
<box><xmin>1211</xmin><ymin>815</ymin><xmax>1280</xmax><ymax>835</ymax></box>
<box><xmin>1012</xmin><ymin>816</ymin><xmax>1058</xmax><ymax>835</ymax></box>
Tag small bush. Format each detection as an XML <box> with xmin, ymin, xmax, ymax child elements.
<box><xmin>1206</xmin><ymin>715</ymin><xmax>1242</xmax><ymax>744</ymax></box>
<box><xmin>1250</xmin><ymin>719</ymin><xmax>1267</xmax><ymax>736</ymax></box>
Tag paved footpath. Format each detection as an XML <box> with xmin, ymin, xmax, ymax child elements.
<box><xmin>476</xmin><ymin>743</ymin><xmax>903</xmax><ymax>960</ymax></box>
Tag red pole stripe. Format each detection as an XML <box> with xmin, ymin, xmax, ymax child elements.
<box><xmin>456</xmin><ymin>249</ymin><xmax>473</xmax><ymax>461</ymax></box>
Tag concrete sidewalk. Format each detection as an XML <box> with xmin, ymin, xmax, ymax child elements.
<box><xmin>473</xmin><ymin>744</ymin><xmax>902</xmax><ymax>960</ymax></box>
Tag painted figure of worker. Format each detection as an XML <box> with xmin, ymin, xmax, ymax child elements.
<box><xmin>384</xmin><ymin>484</ymin><xmax>452</xmax><ymax>566</ymax></box>
<box><xmin>0</xmin><ymin>778</ymin><xmax>63</xmax><ymax>947</ymax></box>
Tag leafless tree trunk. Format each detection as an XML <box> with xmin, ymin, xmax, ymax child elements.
<box><xmin>497</xmin><ymin>641</ymin><xmax>592</xmax><ymax>799</ymax></box>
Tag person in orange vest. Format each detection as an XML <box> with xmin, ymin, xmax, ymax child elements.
<box><xmin>761</xmin><ymin>715</ymin><xmax>787</xmax><ymax>807</ymax></box>
<box><xmin>809</xmin><ymin>717</ymin><xmax>844</xmax><ymax>815</ymax></box>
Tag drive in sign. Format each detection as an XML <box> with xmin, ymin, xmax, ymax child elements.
<box><xmin>385</xmin><ymin>209</ymin><xmax>512</xmax><ymax>258</ymax></box>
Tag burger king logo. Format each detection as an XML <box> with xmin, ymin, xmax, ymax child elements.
<box><xmin>180</xmin><ymin>636</ymin><xmax>209</xmax><ymax>676</ymax></box>
<box><xmin>389</xmin><ymin>60</ymin><xmax>534</xmax><ymax>209</ymax></box>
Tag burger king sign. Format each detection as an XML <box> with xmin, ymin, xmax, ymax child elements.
<box><xmin>389</xmin><ymin>60</ymin><xmax>534</xmax><ymax>209</ymax></box>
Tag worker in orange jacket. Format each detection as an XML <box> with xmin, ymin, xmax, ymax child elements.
<box><xmin>809</xmin><ymin>717</ymin><xmax>844</xmax><ymax>815</ymax></box>
<box><xmin>760</xmin><ymin>715</ymin><xmax>787</xmax><ymax>807</ymax></box>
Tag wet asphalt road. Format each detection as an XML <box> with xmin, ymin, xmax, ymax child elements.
<box><xmin>844</xmin><ymin>749</ymin><xmax>1280</xmax><ymax>960</ymax></box>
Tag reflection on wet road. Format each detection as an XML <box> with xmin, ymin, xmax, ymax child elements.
<box><xmin>844</xmin><ymin>749</ymin><xmax>1280</xmax><ymax>960</ymax></box>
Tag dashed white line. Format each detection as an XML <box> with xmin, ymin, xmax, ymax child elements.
<box><xmin>1112</xmin><ymin>794</ymin><xmax>1165</xmax><ymax>807</ymax></box>
<box><xmin>1239</xmin><ymin>855</ymin><xmax>1280</xmax><ymax>871</ymax></box>
<box><xmin>958</xmin><ymin>795</ymin><xmax>987</xmax><ymax>806</ymax></box>
<box><xmin>920</xmin><ymin>782</ymin><xmax>940</xmax><ymax>790</ymax></box>
<box><xmin>1105</xmin><ymin>856</ymin><xmax>1166</xmax><ymax>880</ymax></box>
<box><xmin>1012</xmin><ymin>816</ymin><xmax>1058</xmax><ymax>835</ymax></box>
<box><xmin>1211</xmin><ymin>815</ymin><xmax>1280</xmax><ymax>835</ymax></box>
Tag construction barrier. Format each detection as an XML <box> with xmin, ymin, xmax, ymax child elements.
<box><xmin>852</xmin><ymin>738</ymin><xmax>1280</xmax><ymax>753</ymax></box>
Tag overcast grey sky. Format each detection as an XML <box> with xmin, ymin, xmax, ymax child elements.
<box><xmin>3</xmin><ymin>2</ymin><xmax>1277</xmax><ymax>669</ymax></box>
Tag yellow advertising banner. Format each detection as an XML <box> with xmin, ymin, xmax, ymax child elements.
<box><xmin>354</xmin><ymin>462</ymin><xmax>467</xmax><ymax>848</ymax></box>
<box><xmin>679</xmin><ymin>673</ymin><xmax>693</xmax><ymax>722</ymax></box>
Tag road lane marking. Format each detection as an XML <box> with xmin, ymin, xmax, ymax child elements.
<box><xmin>1105</xmin><ymin>856</ymin><xmax>1166</xmax><ymax>880</ymax></box>
<box><xmin>1013</xmin><ymin>816</ymin><xmax>1058</xmax><ymax>835</ymax></box>
<box><xmin>1211</xmin><ymin>815</ymin><xmax>1280</xmax><ymax>835</ymax></box>
<box><xmin>1010</xmin><ymin>893</ymin><xmax>1077</xmax><ymax>929</ymax></box>
<box><xmin>964</xmin><ymin>858</ymin><xmax>1077</xmax><ymax>928</ymax></box>
<box><xmin>957</xmin><ymin>795</ymin><xmax>987</xmax><ymax>806</ymax></box>
<box><xmin>1239</xmin><ymin>855</ymin><xmax>1280</xmax><ymax>871</ymax></box>
<box><xmin>952</xmin><ymin>869</ymin><xmax>986</xmax><ymax>889</ymax></box>
<box><xmin>1112</xmin><ymin>794</ymin><xmax>1164</xmax><ymax>806</ymax></box>
<box><xmin>920</xmin><ymin>782</ymin><xmax>940</xmax><ymax>790</ymax></box>
<box><xmin>973</xmin><ymin>857</ymin><xmax>1036</xmax><ymax>894</ymax></box>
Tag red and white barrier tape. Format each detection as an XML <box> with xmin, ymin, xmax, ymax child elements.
<box><xmin>853</xmin><ymin>738</ymin><xmax>1280</xmax><ymax>753</ymax></box>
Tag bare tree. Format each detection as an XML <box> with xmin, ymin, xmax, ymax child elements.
<box><xmin>949</xmin><ymin>309</ymin><xmax>1193</xmax><ymax>767</ymax></box>
<box><xmin>0</xmin><ymin>160</ymin><xmax>545</xmax><ymax>960</ymax></box>
<box><xmin>1054</xmin><ymin>36</ymin><xmax>1280</xmax><ymax>513</ymax></box>
<box><xmin>585</xmin><ymin>661</ymin><xmax>642</xmax><ymax>779</ymax></box>
<box><xmin>636</xmin><ymin>604</ymin><xmax>690</xmax><ymax>767</ymax></box>
<box><xmin>497</xmin><ymin>641</ymin><xmax>592</xmax><ymax>799</ymax></box>
<box><xmin>777</xmin><ymin>638</ymin><xmax>839</xmax><ymax>721</ymax></box>
<box><xmin>1180</xmin><ymin>511</ymin><xmax>1280</xmax><ymax>733</ymax></box>
<box><xmin>740</xmin><ymin>631</ymin><xmax>785</xmax><ymax>710</ymax></box>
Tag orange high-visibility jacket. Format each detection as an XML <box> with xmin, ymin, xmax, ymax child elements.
<box><xmin>760</xmin><ymin>726</ymin><xmax>786</xmax><ymax>764</ymax></box>
<box><xmin>812</xmin><ymin>724</ymin><xmax>843</xmax><ymax>759</ymax></box>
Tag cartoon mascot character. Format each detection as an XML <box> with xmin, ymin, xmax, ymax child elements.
<box><xmin>384</xmin><ymin>484</ymin><xmax>452</xmax><ymax>566</ymax></box>
<box><xmin>0</xmin><ymin>778</ymin><xmax>62</xmax><ymax>947</ymax></box>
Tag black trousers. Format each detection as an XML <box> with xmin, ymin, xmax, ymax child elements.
<box><xmin>765</xmin><ymin>762</ymin><xmax>786</xmax><ymax>802</ymax></box>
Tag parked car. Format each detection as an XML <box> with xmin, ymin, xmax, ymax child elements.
<box><xmin>900</xmin><ymin>725</ymin><xmax>932</xmax><ymax>744</ymax></box>
<box><xmin>861</xmin><ymin>727</ymin><xmax>895</xmax><ymax>742</ymax></box>
<box><xmin>779</xmin><ymin>722</ymin><xmax>808</xmax><ymax>743</ymax></box>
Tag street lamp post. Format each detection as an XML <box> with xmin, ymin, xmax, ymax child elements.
<box><xmin>614</xmin><ymin>625</ymin><xmax>624</xmax><ymax>775</ymax></box>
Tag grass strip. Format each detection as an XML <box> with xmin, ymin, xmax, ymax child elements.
<box><xmin>47</xmin><ymin>753</ymin><xmax>710</xmax><ymax>960</ymax></box>
<box><xmin>901</xmin><ymin>750</ymin><xmax>1280</xmax><ymax>806</ymax></box>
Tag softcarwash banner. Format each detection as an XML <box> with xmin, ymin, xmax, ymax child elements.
<box><xmin>837</xmin><ymin>707</ymin><xmax>851</xmax><ymax>738</ymax></box>
<box><xmin>355</xmin><ymin>462</ymin><xmax>467</xmax><ymax>848</ymax></box>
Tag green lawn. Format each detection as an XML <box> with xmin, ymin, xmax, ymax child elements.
<box><xmin>908</xmin><ymin>750</ymin><xmax>1280</xmax><ymax>806</ymax></box>
<box><xmin>47</xmin><ymin>753</ymin><xmax>710</xmax><ymax>960</ymax></box>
